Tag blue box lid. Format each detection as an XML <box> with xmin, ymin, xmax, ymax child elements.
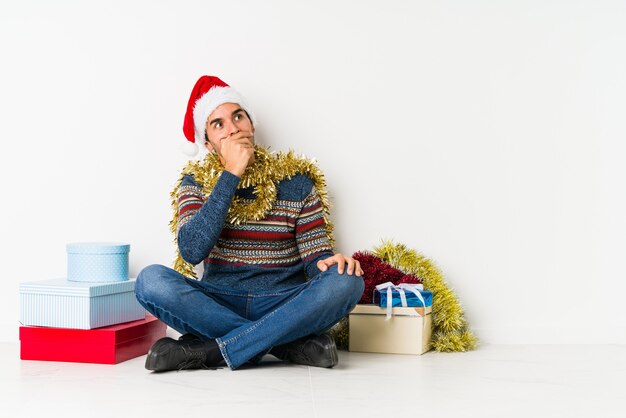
<box><xmin>19</xmin><ymin>278</ymin><xmax>136</xmax><ymax>297</ymax></box>
<box><xmin>374</xmin><ymin>288</ymin><xmax>433</xmax><ymax>308</ymax></box>
<box><xmin>66</xmin><ymin>242</ymin><xmax>130</xmax><ymax>254</ymax></box>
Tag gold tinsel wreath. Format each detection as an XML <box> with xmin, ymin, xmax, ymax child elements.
<box><xmin>169</xmin><ymin>146</ymin><xmax>334</xmax><ymax>278</ymax></box>
<box><xmin>330</xmin><ymin>240</ymin><xmax>478</xmax><ymax>353</ymax></box>
<box><xmin>373</xmin><ymin>240</ymin><xmax>478</xmax><ymax>352</ymax></box>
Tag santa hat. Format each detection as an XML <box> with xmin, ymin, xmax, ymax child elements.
<box><xmin>181</xmin><ymin>75</ymin><xmax>257</xmax><ymax>156</ymax></box>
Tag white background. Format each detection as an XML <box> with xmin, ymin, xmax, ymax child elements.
<box><xmin>1</xmin><ymin>0</ymin><xmax>624</xmax><ymax>344</ymax></box>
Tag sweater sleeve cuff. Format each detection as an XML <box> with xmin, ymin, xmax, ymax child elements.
<box><xmin>219</xmin><ymin>170</ymin><xmax>241</xmax><ymax>189</ymax></box>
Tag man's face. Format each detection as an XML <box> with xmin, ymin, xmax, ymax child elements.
<box><xmin>204</xmin><ymin>102</ymin><xmax>255</xmax><ymax>154</ymax></box>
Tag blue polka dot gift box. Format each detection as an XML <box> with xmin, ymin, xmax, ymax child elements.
<box><xmin>67</xmin><ymin>242</ymin><xmax>130</xmax><ymax>282</ymax></box>
<box><xmin>19</xmin><ymin>278</ymin><xmax>145</xmax><ymax>329</ymax></box>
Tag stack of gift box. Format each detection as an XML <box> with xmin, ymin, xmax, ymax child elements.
<box><xmin>19</xmin><ymin>242</ymin><xmax>166</xmax><ymax>364</ymax></box>
<box><xmin>349</xmin><ymin>282</ymin><xmax>433</xmax><ymax>355</ymax></box>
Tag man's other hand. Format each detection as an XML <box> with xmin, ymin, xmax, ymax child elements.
<box><xmin>317</xmin><ymin>253</ymin><xmax>363</xmax><ymax>276</ymax></box>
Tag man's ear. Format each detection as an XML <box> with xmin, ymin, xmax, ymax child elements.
<box><xmin>204</xmin><ymin>141</ymin><xmax>214</xmax><ymax>152</ymax></box>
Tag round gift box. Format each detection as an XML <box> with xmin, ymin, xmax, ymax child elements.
<box><xmin>66</xmin><ymin>242</ymin><xmax>130</xmax><ymax>282</ymax></box>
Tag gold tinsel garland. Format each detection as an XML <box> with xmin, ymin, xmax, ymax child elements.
<box><xmin>169</xmin><ymin>146</ymin><xmax>334</xmax><ymax>278</ymax></box>
<box><xmin>373</xmin><ymin>240</ymin><xmax>478</xmax><ymax>352</ymax></box>
<box><xmin>330</xmin><ymin>240</ymin><xmax>478</xmax><ymax>352</ymax></box>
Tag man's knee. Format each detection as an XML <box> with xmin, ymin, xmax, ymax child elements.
<box><xmin>135</xmin><ymin>264</ymin><xmax>174</xmax><ymax>302</ymax></box>
<box><xmin>339</xmin><ymin>274</ymin><xmax>365</xmax><ymax>305</ymax></box>
<box><xmin>318</xmin><ymin>267</ymin><xmax>365</xmax><ymax>306</ymax></box>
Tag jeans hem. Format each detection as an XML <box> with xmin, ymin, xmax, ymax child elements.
<box><xmin>216</xmin><ymin>337</ymin><xmax>235</xmax><ymax>370</ymax></box>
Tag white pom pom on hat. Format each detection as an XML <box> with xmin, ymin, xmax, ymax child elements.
<box><xmin>181</xmin><ymin>75</ymin><xmax>256</xmax><ymax>157</ymax></box>
<box><xmin>180</xmin><ymin>140</ymin><xmax>199</xmax><ymax>157</ymax></box>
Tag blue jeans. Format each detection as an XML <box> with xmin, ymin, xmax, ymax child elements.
<box><xmin>134</xmin><ymin>264</ymin><xmax>364</xmax><ymax>369</ymax></box>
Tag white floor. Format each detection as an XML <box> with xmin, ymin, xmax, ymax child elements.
<box><xmin>2</xmin><ymin>337</ymin><xmax>625</xmax><ymax>418</ymax></box>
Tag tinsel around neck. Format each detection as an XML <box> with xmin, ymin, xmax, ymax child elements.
<box><xmin>169</xmin><ymin>146</ymin><xmax>334</xmax><ymax>278</ymax></box>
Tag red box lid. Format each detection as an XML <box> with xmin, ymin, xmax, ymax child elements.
<box><xmin>19</xmin><ymin>315</ymin><xmax>165</xmax><ymax>345</ymax></box>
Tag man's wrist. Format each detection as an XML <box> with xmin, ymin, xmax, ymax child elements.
<box><xmin>224</xmin><ymin>164</ymin><xmax>245</xmax><ymax>177</ymax></box>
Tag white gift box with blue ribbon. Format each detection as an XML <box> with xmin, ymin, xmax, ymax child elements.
<box><xmin>67</xmin><ymin>242</ymin><xmax>130</xmax><ymax>283</ymax></box>
<box><xmin>19</xmin><ymin>278</ymin><xmax>145</xmax><ymax>329</ymax></box>
<box><xmin>349</xmin><ymin>282</ymin><xmax>433</xmax><ymax>355</ymax></box>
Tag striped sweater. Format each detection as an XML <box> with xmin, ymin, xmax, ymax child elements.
<box><xmin>177</xmin><ymin>170</ymin><xmax>334</xmax><ymax>290</ymax></box>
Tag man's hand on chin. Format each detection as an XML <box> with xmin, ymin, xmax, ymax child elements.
<box><xmin>222</xmin><ymin>132</ymin><xmax>255</xmax><ymax>177</ymax></box>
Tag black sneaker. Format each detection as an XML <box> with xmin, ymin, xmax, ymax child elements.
<box><xmin>271</xmin><ymin>334</ymin><xmax>338</xmax><ymax>368</ymax></box>
<box><xmin>145</xmin><ymin>337</ymin><xmax>225</xmax><ymax>372</ymax></box>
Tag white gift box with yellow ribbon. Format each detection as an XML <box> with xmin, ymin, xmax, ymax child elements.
<box><xmin>348</xmin><ymin>304</ymin><xmax>433</xmax><ymax>355</ymax></box>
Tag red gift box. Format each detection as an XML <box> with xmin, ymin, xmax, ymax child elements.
<box><xmin>20</xmin><ymin>315</ymin><xmax>167</xmax><ymax>364</ymax></box>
